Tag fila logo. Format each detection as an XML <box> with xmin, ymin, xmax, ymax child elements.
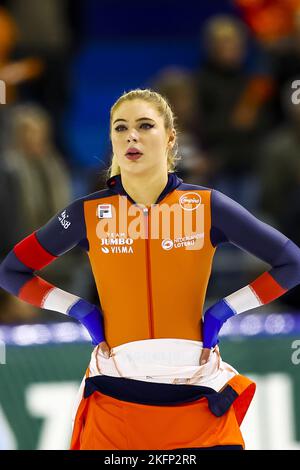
<box><xmin>97</xmin><ymin>204</ymin><xmax>112</xmax><ymax>219</ymax></box>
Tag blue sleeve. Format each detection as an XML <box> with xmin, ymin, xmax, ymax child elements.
<box><xmin>35</xmin><ymin>198</ymin><xmax>89</xmax><ymax>255</ymax></box>
<box><xmin>210</xmin><ymin>189</ymin><xmax>300</xmax><ymax>290</ymax></box>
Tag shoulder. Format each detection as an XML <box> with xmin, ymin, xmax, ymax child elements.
<box><xmin>177</xmin><ymin>181</ymin><xmax>212</xmax><ymax>192</ymax></box>
<box><xmin>177</xmin><ymin>182</ymin><xmax>234</xmax><ymax>208</ymax></box>
<box><xmin>71</xmin><ymin>188</ymin><xmax>114</xmax><ymax>205</ymax></box>
<box><xmin>62</xmin><ymin>188</ymin><xmax>116</xmax><ymax>215</ymax></box>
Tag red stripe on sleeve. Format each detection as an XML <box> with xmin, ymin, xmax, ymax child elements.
<box><xmin>250</xmin><ymin>272</ymin><xmax>287</xmax><ymax>305</ymax></box>
<box><xmin>18</xmin><ymin>277</ymin><xmax>54</xmax><ymax>307</ymax></box>
<box><xmin>14</xmin><ymin>232</ymin><xmax>57</xmax><ymax>271</ymax></box>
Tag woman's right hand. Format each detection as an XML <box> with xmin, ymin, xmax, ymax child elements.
<box><xmin>98</xmin><ymin>340</ymin><xmax>111</xmax><ymax>358</ymax></box>
<box><xmin>200</xmin><ymin>299</ymin><xmax>235</xmax><ymax>365</ymax></box>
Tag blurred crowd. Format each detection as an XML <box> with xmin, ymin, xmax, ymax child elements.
<box><xmin>1</xmin><ymin>0</ymin><xmax>300</xmax><ymax>323</ymax></box>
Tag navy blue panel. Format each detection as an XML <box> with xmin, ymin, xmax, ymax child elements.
<box><xmin>0</xmin><ymin>188</ymin><xmax>120</xmax><ymax>297</ymax></box>
<box><xmin>36</xmin><ymin>198</ymin><xmax>87</xmax><ymax>257</ymax></box>
<box><xmin>157</xmin><ymin>173</ymin><xmax>183</xmax><ymax>203</ymax></box>
<box><xmin>206</xmin><ymin>384</ymin><xmax>238</xmax><ymax>417</ymax></box>
<box><xmin>84</xmin><ymin>375</ymin><xmax>238</xmax><ymax>417</ymax></box>
<box><xmin>269</xmin><ymin>240</ymin><xmax>300</xmax><ymax>290</ymax></box>
<box><xmin>106</xmin><ymin>172</ymin><xmax>183</xmax><ymax>204</ymax></box>
<box><xmin>177</xmin><ymin>182</ymin><xmax>211</xmax><ymax>192</ymax></box>
<box><xmin>36</xmin><ymin>190</ymin><xmax>117</xmax><ymax>256</ymax></box>
<box><xmin>211</xmin><ymin>189</ymin><xmax>290</xmax><ymax>262</ymax></box>
<box><xmin>84</xmin><ymin>375</ymin><xmax>214</xmax><ymax>404</ymax></box>
<box><xmin>210</xmin><ymin>226</ymin><xmax>229</xmax><ymax>246</ymax></box>
<box><xmin>0</xmin><ymin>250</ymin><xmax>34</xmax><ymax>295</ymax></box>
<box><xmin>84</xmin><ymin>188</ymin><xmax>115</xmax><ymax>201</ymax></box>
<box><xmin>211</xmin><ymin>189</ymin><xmax>300</xmax><ymax>289</ymax></box>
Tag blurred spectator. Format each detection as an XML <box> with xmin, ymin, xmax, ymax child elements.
<box><xmin>266</xmin><ymin>6</ymin><xmax>300</xmax><ymax>124</ymax></box>
<box><xmin>0</xmin><ymin>290</ymin><xmax>39</xmax><ymax>323</ymax></box>
<box><xmin>195</xmin><ymin>14</ymin><xmax>274</xmax><ymax>210</ymax></box>
<box><xmin>151</xmin><ymin>66</ymin><xmax>212</xmax><ymax>185</ymax></box>
<box><xmin>235</xmin><ymin>0</ymin><xmax>300</xmax><ymax>45</ymax></box>
<box><xmin>0</xmin><ymin>104</ymin><xmax>94</xmax><ymax>323</ymax></box>
<box><xmin>7</xmin><ymin>0</ymin><xmax>73</xmax><ymax>151</ymax></box>
<box><xmin>0</xmin><ymin>154</ymin><xmax>21</xmax><ymax>256</ymax></box>
<box><xmin>2</xmin><ymin>104</ymin><xmax>72</xmax><ymax>238</ymax></box>
<box><xmin>259</xmin><ymin>83</ymin><xmax>300</xmax><ymax>236</ymax></box>
<box><xmin>0</xmin><ymin>6</ymin><xmax>44</xmax><ymax>104</ymax></box>
<box><xmin>259</xmin><ymin>80</ymin><xmax>300</xmax><ymax>310</ymax></box>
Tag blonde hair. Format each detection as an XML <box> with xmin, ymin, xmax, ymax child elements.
<box><xmin>107</xmin><ymin>88</ymin><xmax>180</xmax><ymax>178</ymax></box>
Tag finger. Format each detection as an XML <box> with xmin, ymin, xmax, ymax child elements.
<box><xmin>200</xmin><ymin>348</ymin><xmax>211</xmax><ymax>365</ymax></box>
<box><xmin>99</xmin><ymin>341</ymin><xmax>110</xmax><ymax>358</ymax></box>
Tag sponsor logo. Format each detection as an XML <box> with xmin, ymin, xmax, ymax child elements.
<box><xmin>179</xmin><ymin>192</ymin><xmax>201</xmax><ymax>211</ymax></box>
<box><xmin>161</xmin><ymin>239</ymin><xmax>174</xmax><ymax>250</ymax></box>
<box><xmin>97</xmin><ymin>204</ymin><xmax>112</xmax><ymax>219</ymax></box>
<box><xmin>161</xmin><ymin>233</ymin><xmax>204</xmax><ymax>250</ymax></box>
<box><xmin>58</xmin><ymin>210</ymin><xmax>71</xmax><ymax>229</ymax></box>
<box><xmin>95</xmin><ymin>196</ymin><xmax>205</xmax><ymax>251</ymax></box>
<box><xmin>100</xmin><ymin>233</ymin><xmax>134</xmax><ymax>254</ymax></box>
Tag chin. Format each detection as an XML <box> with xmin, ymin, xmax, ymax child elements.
<box><xmin>124</xmin><ymin>161</ymin><xmax>146</xmax><ymax>173</ymax></box>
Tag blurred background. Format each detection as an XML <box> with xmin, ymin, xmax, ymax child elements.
<box><xmin>1</xmin><ymin>0</ymin><xmax>300</xmax><ymax>450</ymax></box>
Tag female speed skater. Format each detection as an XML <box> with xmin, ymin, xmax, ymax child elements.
<box><xmin>1</xmin><ymin>89</ymin><xmax>300</xmax><ymax>450</ymax></box>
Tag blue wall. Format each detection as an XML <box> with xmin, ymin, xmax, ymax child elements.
<box><xmin>64</xmin><ymin>0</ymin><xmax>240</xmax><ymax>168</ymax></box>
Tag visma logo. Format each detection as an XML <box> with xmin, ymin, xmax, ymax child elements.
<box><xmin>100</xmin><ymin>235</ymin><xmax>134</xmax><ymax>254</ymax></box>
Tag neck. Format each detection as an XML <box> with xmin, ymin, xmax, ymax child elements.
<box><xmin>120</xmin><ymin>170</ymin><xmax>169</xmax><ymax>206</ymax></box>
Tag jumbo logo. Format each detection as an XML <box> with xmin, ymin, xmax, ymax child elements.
<box><xmin>179</xmin><ymin>192</ymin><xmax>201</xmax><ymax>211</ymax></box>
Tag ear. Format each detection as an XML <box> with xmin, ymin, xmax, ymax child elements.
<box><xmin>167</xmin><ymin>128</ymin><xmax>176</xmax><ymax>148</ymax></box>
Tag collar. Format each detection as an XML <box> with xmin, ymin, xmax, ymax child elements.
<box><xmin>106</xmin><ymin>172</ymin><xmax>183</xmax><ymax>204</ymax></box>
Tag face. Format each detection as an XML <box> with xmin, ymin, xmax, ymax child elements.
<box><xmin>211</xmin><ymin>32</ymin><xmax>245</xmax><ymax>68</ymax></box>
<box><xmin>111</xmin><ymin>99</ymin><xmax>175</xmax><ymax>175</ymax></box>
<box><xmin>17</xmin><ymin>117</ymin><xmax>49</xmax><ymax>157</ymax></box>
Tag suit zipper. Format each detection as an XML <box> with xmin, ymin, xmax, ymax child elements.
<box><xmin>143</xmin><ymin>207</ymin><xmax>154</xmax><ymax>338</ymax></box>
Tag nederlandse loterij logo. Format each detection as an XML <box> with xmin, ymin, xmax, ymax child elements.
<box><xmin>0</xmin><ymin>80</ymin><xmax>6</xmax><ymax>104</ymax></box>
<box><xmin>161</xmin><ymin>239</ymin><xmax>174</xmax><ymax>250</ymax></box>
<box><xmin>161</xmin><ymin>233</ymin><xmax>204</xmax><ymax>250</ymax></box>
<box><xmin>179</xmin><ymin>192</ymin><xmax>201</xmax><ymax>211</ymax></box>
<box><xmin>58</xmin><ymin>210</ymin><xmax>71</xmax><ymax>229</ymax></box>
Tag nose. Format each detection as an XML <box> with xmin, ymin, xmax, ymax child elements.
<box><xmin>127</xmin><ymin>129</ymin><xmax>138</xmax><ymax>143</ymax></box>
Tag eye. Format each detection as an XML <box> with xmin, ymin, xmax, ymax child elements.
<box><xmin>140</xmin><ymin>122</ymin><xmax>154</xmax><ymax>129</ymax></box>
<box><xmin>114</xmin><ymin>122</ymin><xmax>154</xmax><ymax>132</ymax></box>
<box><xmin>115</xmin><ymin>125</ymin><xmax>127</xmax><ymax>132</ymax></box>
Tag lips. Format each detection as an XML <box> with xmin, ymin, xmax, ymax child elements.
<box><xmin>126</xmin><ymin>147</ymin><xmax>143</xmax><ymax>161</ymax></box>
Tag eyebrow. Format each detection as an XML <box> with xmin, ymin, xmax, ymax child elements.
<box><xmin>113</xmin><ymin>117</ymin><xmax>155</xmax><ymax>125</ymax></box>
